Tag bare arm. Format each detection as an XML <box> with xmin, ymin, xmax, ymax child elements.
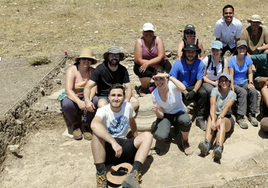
<box><xmin>198</xmin><ymin>40</ymin><xmax>205</xmax><ymax>60</ymax></box>
<box><xmin>151</xmin><ymin>99</ymin><xmax>164</xmax><ymax>119</ymax></box>
<box><xmin>248</xmin><ymin>64</ymin><xmax>255</xmax><ymax>89</ymax></box>
<box><xmin>129</xmin><ymin>117</ymin><xmax>138</xmax><ymax>138</ymax></box>
<box><xmin>124</xmin><ymin>82</ymin><xmax>132</xmax><ymax>103</ymax></box>
<box><xmin>177</xmin><ymin>40</ymin><xmax>184</xmax><ymax>60</ymax></box>
<box><xmin>229</xmin><ymin>67</ymin><xmax>235</xmax><ymax>91</ymax></box>
<box><xmin>203</xmin><ymin>66</ymin><xmax>218</xmax><ymax>87</ymax></box>
<box><xmin>84</xmin><ymin>80</ymin><xmax>97</xmax><ymax>111</ymax></box>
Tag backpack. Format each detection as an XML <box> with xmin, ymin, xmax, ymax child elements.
<box><xmin>207</xmin><ymin>55</ymin><xmax>225</xmax><ymax>73</ymax></box>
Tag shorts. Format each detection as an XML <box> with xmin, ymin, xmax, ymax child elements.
<box><xmin>105</xmin><ymin>137</ymin><xmax>137</xmax><ymax>165</ymax></box>
<box><xmin>224</xmin><ymin>114</ymin><xmax>235</xmax><ymax>137</ymax></box>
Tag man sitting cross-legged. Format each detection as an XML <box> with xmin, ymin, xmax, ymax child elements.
<box><xmin>91</xmin><ymin>83</ymin><xmax>153</xmax><ymax>188</ymax></box>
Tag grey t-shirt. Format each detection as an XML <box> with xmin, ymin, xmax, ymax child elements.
<box><xmin>211</xmin><ymin>87</ymin><xmax>237</xmax><ymax>115</ymax></box>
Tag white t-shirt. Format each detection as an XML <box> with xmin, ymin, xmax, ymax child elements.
<box><xmin>203</xmin><ymin>55</ymin><xmax>225</xmax><ymax>81</ymax></box>
<box><xmin>95</xmin><ymin>102</ymin><xmax>135</xmax><ymax>138</ymax></box>
<box><xmin>213</xmin><ymin>17</ymin><xmax>242</xmax><ymax>48</ymax></box>
<box><xmin>152</xmin><ymin>81</ymin><xmax>186</xmax><ymax>114</ymax></box>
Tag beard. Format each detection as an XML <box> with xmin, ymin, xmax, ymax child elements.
<box><xmin>108</xmin><ymin>59</ymin><xmax>119</xmax><ymax>67</ymax></box>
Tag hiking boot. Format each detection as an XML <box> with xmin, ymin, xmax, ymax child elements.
<box><xmin>198</xmin><ymin>140</ymin><xmax>211</xmax><ymax>156</ymax></box>
<box><xmin>237</xmin><ymin>117</ymin><xmax>248</xmax><ymax>129</ymax></box>
<box><xmin>96</xmin><ymin>172</ymin><xmax>107</xmax><ymax>188</ymax></box>
<box><xmin>181</xmin><ymin>138</ymin><xmax>193</xmax><ymax>155</ymax></box>
<box><xmin>248</xmin><ymin>114</ymin><xmax>258</xmax><ymax>127</ymax></box>
<box><xmin>213</xmin><ymin>145</ymin><xmax>223</xmax><ymax>160</ymax></box>
<box><xmin>121</xmin><ymin>170</ymin><xmax>142</xmax><ymax>188</ymax></box>
<box><xmin>196</xmin><ymin>117</ymin><xmax>206</xmax><ymax>131</ymax></box>
<box><xmin>72</xmin><ymin>123</ymin><xmax>82</xmax><ymax>140</ymax></box>
<box><xmin>81</xmin><ymin>123</ymin><xmax>92</xmax><ymax>140</ymax></box>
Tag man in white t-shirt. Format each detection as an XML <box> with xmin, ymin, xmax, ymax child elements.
<box><xmin>91</xmin><ymin>83</ymin><xmax>153</xmax><ymax>188</ymax></box>
<box><xmin>213</xmin><ymin>4</ymin><xmax>242</xmax><ymax>56</ymax></box>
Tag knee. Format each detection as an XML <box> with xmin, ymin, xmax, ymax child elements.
<box><xmin>261</xmin><ymin>117</ymin><xmax>268</xmax><ymax>132</ymax></box>
<box><xmin>130</xmin><ymin>97</ymin><xmax>139</xmax><ymax>111</ymax></box>
<box><xmin>97</xmin><ymin>99</ymin><xmax>108</xmax><ymax>108</ymax></box>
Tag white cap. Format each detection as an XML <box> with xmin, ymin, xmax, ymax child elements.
<box><xmin>142</xmin><ymin>23</ymin><xmax>155</xmax><ymax>31</ymax></box>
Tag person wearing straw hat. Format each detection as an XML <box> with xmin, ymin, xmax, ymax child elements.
<box><xmin>60</xmin><ymin>47</ymin><xmax>98</xmax><ymax>140</ymax></box>
<box><xmin>91</xmin><ymin>84</ymin><xmax>153</xmax><ymax>188</ymax></box>
<box><xmin>213</xmin><ymin>5</ymin><xmax>242</xmax><ymax>56</ymax></box>
<box><xmin>84</xmin><ymin>46</ymin><xmax>139</xmax><ymax>112</ymax></box>
<box><xmin>240</xmin><ymin>14</ymin><xmax>268</xmax><ymax>54</ymax></box>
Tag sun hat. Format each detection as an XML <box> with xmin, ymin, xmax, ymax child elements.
<box><xmin>103</xmin><ymin>46</ymin><xmax>125</xmax><ymax>61</ymax></box>
<box><xmin>236</xmin><ymin>40</ymin><xmax>248</xmax><ymax>48</ymax></box>
<box><xmin>219</xmin><ymin>72</ymin><xmax>231</xmax><ymax>82</ymax></box>
<box><xmin>74</xmin><ymin>48</ymin><xmax>97</xmax><ymax>64</ymax></box>
<box><xmin>142</xmin><ymin>22</ymin><xmax>155</xmax><ymax>32</ymax></box>
<box><xmin>106</xmin><ymin>162</ymin><xmax>133</xmax><ymax>185</ymax></box>
<box><xmin>247</xmin><ymin>14</ymin><xmax>263</xmax><ymax>24</ymax></box>
<box><xmin>182</xmin><ymin>44</ymin><xmax>201</xmax><ymax>54</ymax></box>
<box><xmin>184</xmin><ymin>24</ymin><xmax>195</xmax><ymax>32</ymax></box>
<box><xmin>211</xmin><ymin>40</ymin><xmax>223</xmax><ymax>50</ymax></box>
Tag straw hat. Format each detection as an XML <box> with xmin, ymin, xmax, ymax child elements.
<box><xmin>247</xmin><ymin>14</ymin><xmax>263</xmax><ymax>24</ymax></box>
<box><xmin>106</xmin><ymin>162</ymin><xmax>132</xmax><ymax>185</ymax></box>
<box><xmin>74</xmin><ymin>48</ymin><xmax>97</xmax><ymax>64</ymax></box>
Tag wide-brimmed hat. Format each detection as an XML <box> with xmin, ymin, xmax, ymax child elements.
<box><xmin>106</xmin><ymin>163</ymin><xmax>133</xmax><ymax>185</ymax></box>
<box><xmin>142</xmin><ymin>22</ymin><xmax>155</xmax><ymax>32</ymax></box>
<box><xmin>211</xmin><ymin>40</ymin><xmax>223</xmax><ymax>50</ymax></box>
<box><xmin>236</xmin><ymin>40</ymin><xmax>248</xmax><ymax>48</ymax></box>
<box><xmin>184</xmin><ymin>24</ymin><xmax>195</xmax><ymax>32</ymax></box>
<box><xmin>74</xmin><ymin>48</ymin><xmax>97</xmax><ymax>64</ymax></box>
<box><xmin>182</xmin><ymin>44</ymin><xmax>201</xmax><ymax>54</ymax></box>
<box><xmin>103</xmin><ymin>46</ymin><xmax>125</xmax><ymax>61</ymax></box>
<box><xmin>247</xmin><ymin>14</ymin><xmax>263</xmax><ymax>24</ymax></box>
<box><xmin>219</xmin><ymin>72</ymin><xmax>231</xmax><ymax>82</ymax></box>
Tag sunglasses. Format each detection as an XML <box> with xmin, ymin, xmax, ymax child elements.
<box><xmin>185</xmin><ymin>31</ymin><xmax>194</xmax><ymax>35</ymax></box>
<box><xmin>109</xmin><ymin>53</ymin><xmax>120</xmax><ymax>58</ymax></box>
<box><xmin>81</xmin><ymin>58</ymin><xmax>92</xmax><ymax>61</ymax></box>
<box><xmin>237</xmin><ymin>46</ymin><xmax>247</xmax><ymax>50</ymax></box>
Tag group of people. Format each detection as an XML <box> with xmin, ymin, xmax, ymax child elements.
<box><xmin>58</xmin><ymin>4</ymin><xmax>268</xmax><ymax>188</ymax></box>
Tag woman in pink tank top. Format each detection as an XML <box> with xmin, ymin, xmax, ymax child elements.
<box><xmin>61</xmin><ymin>48</ymin><xmax>98</xmax><ymax>140</ymax></box>
<box><xmin>134</xmin><ymin>23</ymin><xmax>171</xmax><ymax>97</ymax></box>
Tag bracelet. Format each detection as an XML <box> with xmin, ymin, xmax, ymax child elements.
<box><xmin>167</xmin><ymin>74</ymin><xmax>172</xmax><ymax>80</ymax></box>
<box><xmin>218</xmin><ymin>115</ymin><xmax>223</xmax><ymax>119</ymax></box>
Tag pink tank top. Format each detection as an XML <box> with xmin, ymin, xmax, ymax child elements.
<box><xmin>141</xmin><ymin>36</ymin><xmax>159</xmax><ymax>60</ymax></box>
<box><xmin>73</xmin><ymin>67</ymin><xmax>91</xmax><ymax>97</ymax></box>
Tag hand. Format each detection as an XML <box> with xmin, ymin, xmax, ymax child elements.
<box><xmin>111</xmin><ymin>142</ymin><xmax>123</xmax><ymax>158</ymax></box>
<box><xmin>151</xmin><ymin>100</ymin><xmax>158</xmax><ymax>113</ymax></box>
<box><xmin>85</xmin><ymin>101</ymin><xmax>96</xmax><ymax>112</ymax></box>
<box><xmin>248</xmin><ymin>83</ymin><xmax>255</xmax><ymax>89</ymax></box>
<box><xmin>77</xmin><ymin>100</ymin><xmax>86</xmax><ymax>110</ymax></box>
<box><xmin>213</xmin><ymin>80</ymin><xmax>219</xmax><ymax>87</ymax></box>
<box><xmin>139</xmin><ymin>62</ymin><xmax>149</xmax><ymax>73</ymax></box>
<box><xmin>186</xmin><ymin>90</ymin><xmax>196</xmax><ymax>100</ymax></box>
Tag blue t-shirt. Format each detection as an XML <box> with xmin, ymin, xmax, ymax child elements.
<box><xmin>228</xmin><ymin>55</ymin><xmax>252</xmax><ymax>85</ymax></box>
<box><xmin>170</xmin><ymin>58</ymin><xmax>204</xmax><ymax>87</ymax></box>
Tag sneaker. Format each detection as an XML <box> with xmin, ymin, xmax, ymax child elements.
<box><xmin>121</xmin><ymin>170</ymin><xmax>142</xmax><ymax>188</ymax></box>
<box><xmin>248</xmin><ymin>114</ymin><xmax>258</xmax><ymax>127</ymax></box>
<box><xmin>196</xmin><ymin>117</ymin><xmax>206</xmax><ymax>131</ymax></box>
<box><xmin>198</xmin><ymin>140</ymin><xmax>210</xmax><ymax>156</ymax></box>
<box><xmin>237</xmin><ymin>117</ymin><xmax>248</xmax><ymax>129</ymax></box>
<box><xmin>96</xmin><ymin>173</ymin><xmax>107</xmax><ymax>188</ymax></box>
<box><xmin>213</xmin><ymin>145</ymin><xmax>223</xmax><ymax>160</ymax></box>
<box><xmin>181</xmin><ymin>138</ymin><xmax>193</xmax><ymax>155</ymax></box>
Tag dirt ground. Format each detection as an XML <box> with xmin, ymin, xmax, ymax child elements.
<box><xmin>1</xmin><ymin>0</ymin><xmax>268</xmax><ymax>187</ymax></box>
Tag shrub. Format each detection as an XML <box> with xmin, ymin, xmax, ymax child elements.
<box><xmin>28</xmin><ymin>57</ymin><xmax>51</xmax><ymax>66</ymax></box>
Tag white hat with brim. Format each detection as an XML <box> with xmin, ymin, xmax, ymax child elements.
<box><xmin>142</xmin><ymin>23</ymin><xmax>155</xmax><ymax>32</ymax></box>
<box><xmin>247</xmin><ymin>14</ymin><xmax>263</xmax><ymax>24</ymax></box>
<box><xmin>106</xmin><ymin>162</ymin><xmax>133</xmax><ymax>185</ymax></box>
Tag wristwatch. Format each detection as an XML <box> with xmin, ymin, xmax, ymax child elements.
<box><xmin>167</xmin><ymin>74</ymin><xmax>172</xmax><ymax>80</ymax></box>
<box><xmin>218</xmin><ymin>115</ymin><xmax>223</xmax><ymax>119</ymax></box>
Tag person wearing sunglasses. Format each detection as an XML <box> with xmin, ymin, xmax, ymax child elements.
<box><xmin>151</xmin><ymin>67</ymin><xmax>192</xmax><ymax>155</ymax></box>
<box><xmin>133</xmin><ymin>22</ymin><xmax>172</xmax><ymax>97</ymax></box>
<box><xmin>228</xmin><ymin>40</ymin><xmax>259</xmax><ymax>129</ymax></box>
<box><xmin>177</xmin><ymin>24</ymin><xmax>205</xmax><ymax>61</ymax></box>
<box><xmin>61</xmin><ymin>48</ymin><xmax>98</xmax><ymax>140</ymax></box>
<box><xmin>213</xmin><ymin>4</ymin><xmax>242</xmax><ymax>56</ymax></box>
<box><xmin>84</xmin><ymin>46</ymin><xmax>139</xmax><ymax>112</ymax></box>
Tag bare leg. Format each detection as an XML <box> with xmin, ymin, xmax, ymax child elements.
<box><xmin>205</xmin><ymin>115</ymin><xmax>216</xmax><ymax>142</ymax></box>
<box><xmin>216</xmin><ymin>118</ymin><xmax>231</xmax><ymax>146</ymax></box>
<box><xmin>91</xmin><ymin>133</ymin><xmax>106</xmax><ymax>164</ymax></box>
<box><xmin>97</xmin><ymin>98</ymin><xmax>108</xmax><ymax>108</ymax></box>
<box><xmin>130</xmin><ymin>96</ymin><xmax>140</xmax><ymax>111</ymax></box>
<box><xmin>133</xmin><ymin>132</ymin><xmax>153</xmax><ymax>163</ymax></box>
<box><xmin>259</xmin><ymin>77</ymin><xmax>268</xmax><ymax>107</ymax></box>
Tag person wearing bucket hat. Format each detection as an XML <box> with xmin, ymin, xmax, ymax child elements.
<box><xmin>240</xmin><ymin>14</ymin><xmax>268</xmax><ymax>54</ymax></box>
<box><xmin>213</xmin><ymin>5</ymin><xmax>242</xmax><ymax>56</ymax></box>
<box><xmin>133</xmin><ymin>22</ymin><xmax>172</xmax><ymax>97</ymax></box>
<box><xmin>177</xmin><ymin>24</ymin><xmax>205</xmax><ymax>61</ymax></box>
<box><xmin>60</xmin><ymin>47</ymin><xmax>98</xmax><ymax>140</ymax></box>
<box><xmin>90</xmin><ymin>84</ymin><xmax>153</xmax><ymax>188</ymax></box>
<box><xmin>170</xmin><ymin>44</ymin><xmax>208</xmax><ymax>130</ymax></box>
<box><xmin>198</xmin><ymin>72</ymin><xmax>237</xmax><ymax>161</ymax></box>
<box><xmin>228</xmin><ymin>40</ymin><xmax>259</xmax><ymax>129</ymax></box>
<box><xmin>84</xmin><ymin>46</ymin><xmax>139</xmax><ymax>112</ymax></box>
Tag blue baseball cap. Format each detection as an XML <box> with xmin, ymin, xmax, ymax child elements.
<box><xmin>211</xmin><ymin>40</ymin><xmax>223</xmax><ymax>50</ymax></box>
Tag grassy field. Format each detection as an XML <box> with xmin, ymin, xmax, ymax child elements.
<box><xmin>0</xmin><ymin>0</ymin><xmax>267</xmax><ymax>57</ymax></box>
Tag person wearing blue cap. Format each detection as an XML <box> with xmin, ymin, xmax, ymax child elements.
<box><xmin>198</xmin><ymin>73</ymin><xmax>237</xmax><ymax>161</ymax></box>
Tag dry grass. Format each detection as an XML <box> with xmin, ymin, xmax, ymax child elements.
<box><xmin>0</xmin><ymin>0</ymin><xmax>267</xmax><ymax>57</ymax></box>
